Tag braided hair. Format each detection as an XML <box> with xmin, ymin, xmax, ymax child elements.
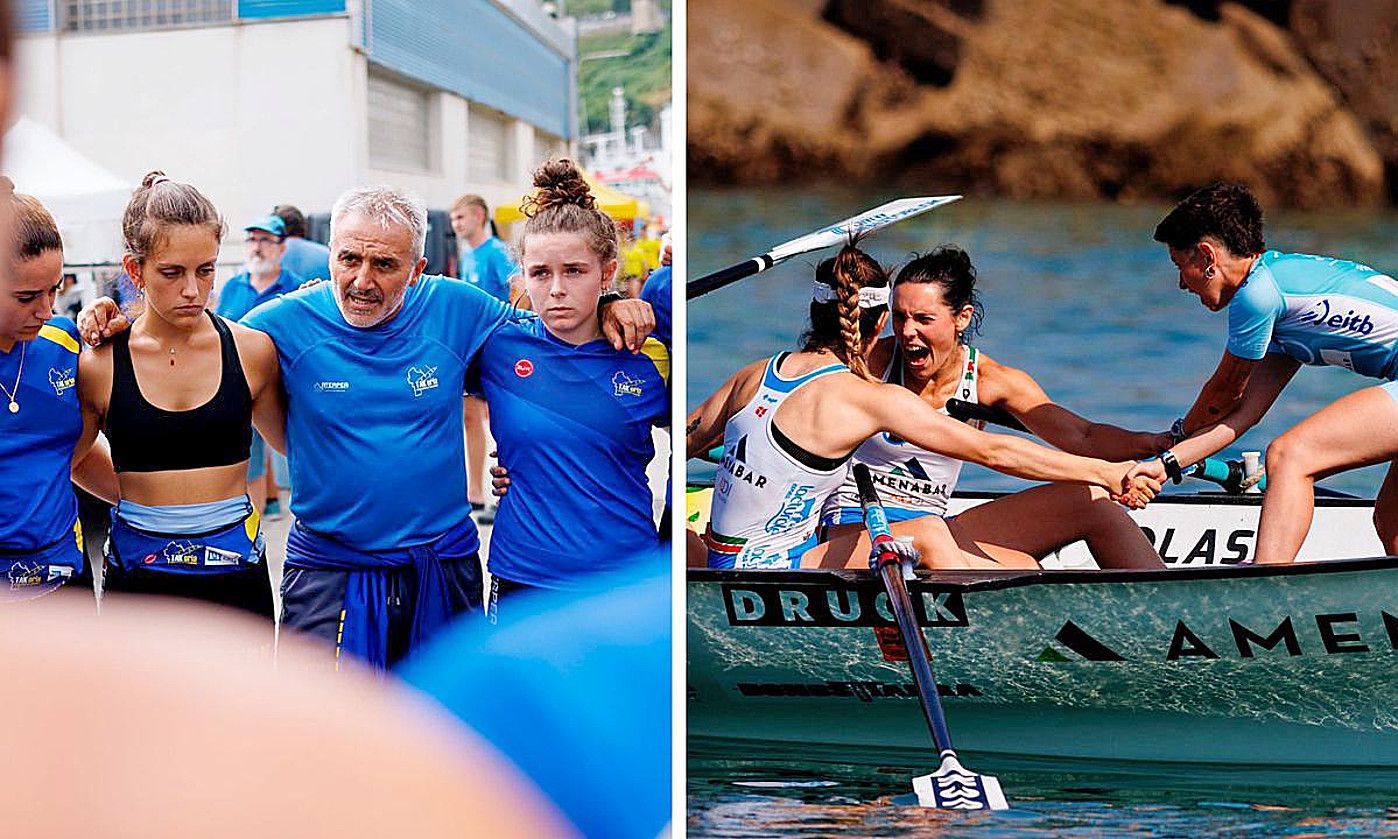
<box><xmin>798</xmin><ymin>243</ymin><xmax>889</xmax><ymax>381</ymax></box>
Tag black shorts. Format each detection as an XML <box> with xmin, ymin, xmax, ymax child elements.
<box><xmin>101</xmin><ymin>560</ymin><xmax>275</xmax><ymax>621</ymax></box>
<box><xmin>486</xmin><ymin>574</ymin><xmax>549</xmax><ymax>624</ymax></box>
<box><xmin>280</xmin><ymin>552</ymin><xmax>483</xmax><ymax>668</ymax></box>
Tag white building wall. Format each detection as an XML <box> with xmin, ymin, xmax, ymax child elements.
<box><xmin>16</xmin><ymin>16</ymin><xmax>360</xmax><ymax>255</ymax></box>
<box><xmin>15</xmin><ymin>13</ymin><xmax>556</xmax><ymax>261</ymax></box>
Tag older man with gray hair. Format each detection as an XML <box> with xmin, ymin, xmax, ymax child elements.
<box><xmin>83</xmin><ymin>184</ymin><xmax>654</xmax><ymax>668</ymax></box>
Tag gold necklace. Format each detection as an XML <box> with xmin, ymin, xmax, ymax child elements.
<box><xmin>0</xmin><ymin>341</ymin><xmax>27</xmax><ymax>413</ymax></box>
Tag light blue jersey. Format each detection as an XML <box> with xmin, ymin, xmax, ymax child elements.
<box><xmin>242</xmin><ymin>277</ymin><xmax>513</xmax><ymax>551</ymax></box>
<box><xmin>1229</xmin><ymin>250</ymin><xmax>1398</xmax><ymax>379</ymax></box>
<box><xmin>215</xmin><ymin>267</ymin><xmax>303</xmax><ymax>322</ymax></box>
<box><xmin>459</xmin><ymin>236</ymin><xmax>516</xmax><ymax>304</ymax></box>
<box><xmin>477</xmin><ymin>318</ymin><xmax>669</xmax><ymax>590</ymax></box>
<box><xmin>0</xmin><ymin>319</ymin><xmax>84</xmax><ymax>576</ymax></box>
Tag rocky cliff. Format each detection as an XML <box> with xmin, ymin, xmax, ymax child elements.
<box><xmin>688</xmin><ymin>0</ymin><xmax>1394</xmax><ymax>207</ymax></box>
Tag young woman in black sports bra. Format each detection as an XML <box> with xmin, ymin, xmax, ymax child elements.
<box><xmin>77</xmin><ymin>172</ymin><xmax>285</xmax><ymax>618</ymax></box>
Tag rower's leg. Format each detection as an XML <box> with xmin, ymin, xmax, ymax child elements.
<box><xmin>949</xmin><ymin>483</ymin><xmax>1163</xmax><ymax>569</ymax></box>
<box><xmin>801</xmin><ymin>516</ymin><xmax>1028</xmax><ymax>570</ymax></box>
<box><xmin>1256</xmin><ymin>385</ymin><xmax>1398</xmax><ymax>564</ymax></box>
<box><xmin>1374</xmin><ymin>459</ymin><xmax>1398</xmax><ymax>553</ymax></box>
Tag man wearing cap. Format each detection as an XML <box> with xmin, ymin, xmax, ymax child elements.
<box><xmin>273</xmin><ymin>204</ymin><xmax>332</xmax><ymax>283</ymax></box>
<box><xmin>215</xmin><ymin>215</ymin><xmax>303</xmax><ymax>516</ymax></box>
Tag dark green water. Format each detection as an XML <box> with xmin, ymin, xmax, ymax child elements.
<box><xmin>686</xmin><ymin>188</ymin><xmax>1398</xmax><ymax>835</ymax></box>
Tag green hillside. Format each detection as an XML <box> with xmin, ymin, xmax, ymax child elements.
<box><xmin>577</xmin><ymin>22</ymin><xmax>672</xmax><ymax>134</ymax></box>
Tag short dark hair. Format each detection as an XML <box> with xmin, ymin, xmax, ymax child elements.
<box><xmin>272</xmin><ymin>204</ymin><xmax>307</xmax><ymax>238</ymax></box>
<box><xmin>1153</xmin><ymin>182</ymin><xmax>1265</xmax><ymax>256</ymax></box>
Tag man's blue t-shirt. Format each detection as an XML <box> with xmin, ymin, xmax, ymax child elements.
<box><xmin>639</xmin><ymin>265</ymin><xmax>671</xmax><ymax>348</ymax></box>
<box><xmin>476</xmin><ymin>318</ymin><xmax>669</xmax><ymax>589</ymax></box>
<box><xmin>1228</xmin><ymin>250</ymin><xmax>1398</xmax><ymax>379</ymax></box>
<box><xmin>0</xmin><ymin>320</ymin><xmax>83</xmax><ymax>566</ymax></box>
<box><xmin>215</xmin><ymin>268</ymin><xmax>303</xmax><ymax>322</ymax></box>
<box><xmin>459</xmin><ymin>236</ymin><xmax>516</xmax><ymax>304</ymax></box>
<box><xmin>282</xmin><ymin>237</ymin><xmax>332</xmax><ymax>284</ymax></box>
<box><xmin>242</xmin><ymin>276</ymin><xmax>512</xmax><ymax>550</ymax></box>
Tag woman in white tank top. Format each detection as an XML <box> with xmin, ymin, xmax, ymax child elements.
<box><xmin>687</xmin><ymin>245</ymin><xmax>1162</xmax><ymax>571</ymax></box>
<box><xmin>809</xmin><ymin>247</ymin><xmax>1168</xmax><ymax>570</ymax></box>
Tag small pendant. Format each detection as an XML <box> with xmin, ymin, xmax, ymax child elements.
<box><xmin>7</xmin><ymin>401</ymin><xmax>17</xmax><ymax>413</ymax></box>
<box><xmin>170</xmin><ymin>348</ymin><xmax>176</xmax><ymax>367</ymax></box>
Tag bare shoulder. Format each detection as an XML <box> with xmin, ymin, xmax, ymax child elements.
<box><xmin>226</xmin><ymin>320</ymin><xmax>280</xmax><ymax>382</ymax></box>
<box><xmin>226</xmin><ymin>320</ymin><xmax>277</xmax><ymax>356</ymax></box>
<box><xmin>975</xmin><ymin>352</ymin><xmax>1041</xmax><ymax>403</ymax></box>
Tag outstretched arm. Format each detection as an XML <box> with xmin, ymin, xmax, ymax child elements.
<box><xmin>1170</xmin><ymin>354</ymin><xmax>1300</xmax><ymax>466</ymax></box>
<box><xmin>983</xmin><ymin>360</ymin><xmax>1170</xmax><ymax>459</ymax></box>
<box><xmin>864</xmin><ymin>383</ymin><xmax>1152</xmax><ymax>500</ymax></box>
<box><xmin>1182</xmin><ymin>351</ymin><xmax>1261</xmax><ymax>433</ymax></box>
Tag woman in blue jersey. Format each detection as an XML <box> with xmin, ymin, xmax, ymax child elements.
<box><xmin>687</xmin><ymin>244</ymin><xmax>1160</xmax><ymax>571</ymax></box>
<box><xmin>0</xmin><ymin>181</ymin><xmax>117</xmax><ymax>599</ymax></box>
<box><xmin>810</xmin><ymin>247</ymin><xmax>1166</xmax><ymax>570</ymax></box>
<box><xmin>477</xmin><ymin>159</ymin><xmax>668</xmax><ymax>617</ymax></box>
<box><xmin>77</xmin><ymin>172</ymin><xmax>285</xmax><ymax>617</ymax></box>
<box><xmin>1153</xmin><ymin>182</ymin><xmax>1398</xmax><ymax>564</ymax></box>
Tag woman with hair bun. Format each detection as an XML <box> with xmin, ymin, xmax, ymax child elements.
<box><xmin>812</xmin><ymin>246</ymin><xmax>1166</xmax><ymax>570</ymax></box>
<box><xmin>0</xmin><ymin>178</ymin><xmax>117</xmax><ymax>598</ymax></box>
<box><xmin>78</xmin><ymin>171</ymin><xmax>284</xmax><ymax>618</ymax></box>
<box><xmin>687</xmin><ymin>244</ymin><xmax>1160</xmax><ymax>571</ymax></box>
<box><xmin>476</xmin><ymin>158</ymin><xmax>669</xmax><ymax>618</ymax></box>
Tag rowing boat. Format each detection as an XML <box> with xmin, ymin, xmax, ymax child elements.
<box><xmin>687</xmin><ymin>486</ymin><xmax>1398</xmax><ymax>767</ymax></box>
<box><xmin>689</xmin><ymin>557</ymin><xmax>1398</xmax><ymax>767</ymax></box>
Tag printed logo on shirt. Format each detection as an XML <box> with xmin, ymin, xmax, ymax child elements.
<box><xmin>406</xmin><ymin>365</ymin><xmax>440</xmax><ymax>397</ymax></box>
<box><xmin>612</xmin><ymin>371</ymin><xmax>644</xmax><ymax>397</ymax></box>
<box><xmin>314</xmin><ymin>380</ymin><xmax>351</xmax><ymax>393</ymax></box>
<box><xmin>48</xmin><ymin>367</ymin><xmax>75</xmax><ymax>396</ymax></box>
<box><xmin>515</xmin><ymin>359</ymin><xmax>534</xmax><ymax>378</ymax></box>
<box><xmin>764</xmin><ymin>484</ymin><xmax>819</xmax><ymax>535</ymax></box>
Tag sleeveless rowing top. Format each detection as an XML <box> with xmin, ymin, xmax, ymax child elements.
<box><xmin>105</xmin><ymin>311</ymin><xmax>253</xmax><ymax>473</ymax></box>
<box><xmin>822</xmin><ymin>345</ymin><xmax>984</xmax><ymax>526</ymax></box>
<box><xmin>705</xmin><ymin>353</ymin><xmax>852</xmax><ymax>569</ymax></box>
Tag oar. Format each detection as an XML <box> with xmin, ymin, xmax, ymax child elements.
<box><xmin>687</xmin><ymin>196</ymin><xmax>962</xmax><ymax>299</ymax></box>
<box><xmin>853</xmin><ymin>464</ymin><xmax>1008</xmax><ymax>811</ymax></box>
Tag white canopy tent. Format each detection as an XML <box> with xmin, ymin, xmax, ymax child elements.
<box><xmin>3</xmin><ymin>117</ymin><xmax>130</xmax><ymax>265</ymax></box>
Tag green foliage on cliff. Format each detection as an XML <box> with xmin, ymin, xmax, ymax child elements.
<box><xmin>578</xmin><ymin>23</ymin><xmax>672</xmax><ymax>134</ymax></box>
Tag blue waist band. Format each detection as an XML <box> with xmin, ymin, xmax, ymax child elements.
<box><xmin>115</xmin><ymin>496</ymin><xmax>252</xmax><ymax>533</ymax></box>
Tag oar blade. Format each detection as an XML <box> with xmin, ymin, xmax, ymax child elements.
<box><xmin>766</xmin><ymin>196</ymin><xmax>962</xmax><ymax>263</ymax></box>
<box><xmin>912</xmin><ymin>752</ymin><xmax>1009</xmax><ymax>811</ymax></box>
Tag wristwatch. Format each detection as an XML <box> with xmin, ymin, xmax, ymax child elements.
<box><xmin>1168</xmin><ymin>417</ymin><xmax>1187</xmax><ymax>445</ymax></box>
<box><xmin>1159</xmin><ymin>449</ymin><xmax>1184</xmax><ymax>485</ymax></box>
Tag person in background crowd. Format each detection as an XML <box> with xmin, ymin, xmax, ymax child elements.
<box><xmin>216</xmin><ymin>214</ymin><xmax>303</xmax><ymax>518</ymax></box>
<box><xmin>273</xmin><ymin>203</ymin><xmax>332</xmax><ymax>283</ymax></box>
<box><xmin>450</xmin><ymin>193</ymin><xmax>518</xmax><ymax>522</ymax></box>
